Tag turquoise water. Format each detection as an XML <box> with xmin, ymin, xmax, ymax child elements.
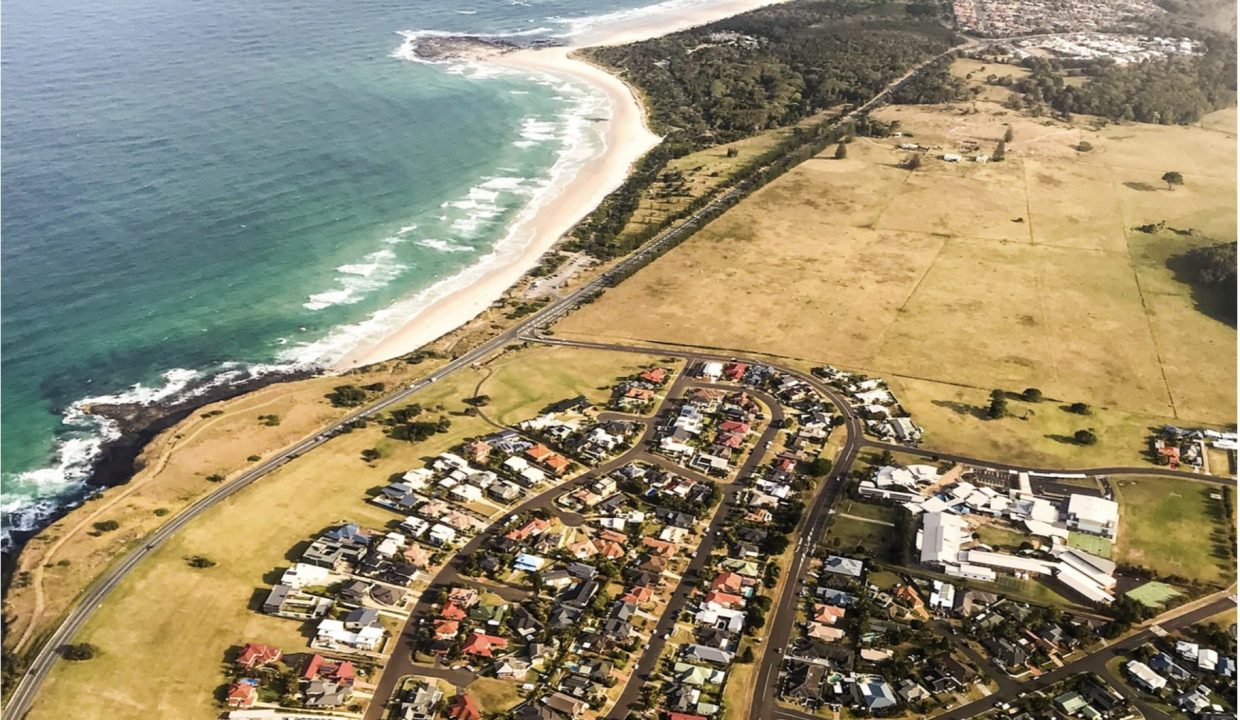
<box><xmin>0</xmin><ymin>0</ymin><xmax>674</xmax><ymax>543</ymax></box>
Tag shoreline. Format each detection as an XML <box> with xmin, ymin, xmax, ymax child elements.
<box><xmin>0</xmin><ymin>0</ymin><xmax>788</xmax><ymax>564</ymax></box>
<box><xmin>333</xmin><ymin>0</ymin><xmax>790</xmax><ymax>370</ymax></box>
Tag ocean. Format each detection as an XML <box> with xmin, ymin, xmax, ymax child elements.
<box><xmin>0</xmin><ymin>0</ymin><xmax>685</xmax><ymax>547</ymax></box>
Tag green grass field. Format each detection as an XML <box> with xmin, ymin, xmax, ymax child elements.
<box><xmin>1113</xmin><ymin>475</ymin><xmax>1236</xmax><ymax>587</ymax></box>
<box><xmin>825</xmin><ymin>514</ymin><xmax>898</xmax><ymax>561</ymax></box>
<box><xmin>1125</xmin><ymin>581</ymin><xmax>1182</xmax><ymax>608</ymax></box>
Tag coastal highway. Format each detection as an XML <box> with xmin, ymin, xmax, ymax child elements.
<box><xmin>3</xmin><ymin>35</ymin><xmax>986</xmax><ymax>718</ymax></box>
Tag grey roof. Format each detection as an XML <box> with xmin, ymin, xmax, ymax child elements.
<box><xmin>822</xmin><ymin>555</ymin><xmax>864</xmax><ymax>578</ymax></box>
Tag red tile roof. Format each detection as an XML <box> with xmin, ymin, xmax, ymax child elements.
<box><xmin>461</xmin><ymin>632</ymin><xmax>508</xmax><ymax>658</ymax></box>
<box><xmin>439</xmin><ymin>602</ymin><xmax>468</xmax><ymax>620</ymax></box>
<box><xmin>226</xmin><ymin>682</ymin><xmax>257</xmax><ymax>708</ymax></box>
<box><xmin>526</xmin><ymin>443</ymin><xmax>555</xmax><ymax>462</ymax></box>
<box><xmin>236</xmin><ymin>643</ymin><xmax>282</xmax><ymax>669</ymax></box>
<box><xmin>449</xmin><ymin>693</ymin><xmax>482</xmax><ymax>720</ymax></box>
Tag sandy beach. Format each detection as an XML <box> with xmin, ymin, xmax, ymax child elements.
<box><xmin>335</xmin><ymin>0</ymin><xmax>788</xmax><ymax>370</ymax></box>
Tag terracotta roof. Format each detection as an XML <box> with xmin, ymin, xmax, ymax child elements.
<box><xmin>462</xmin><ymin>632</ymin><xmax>508</xmax><ymax>658</ymax></box>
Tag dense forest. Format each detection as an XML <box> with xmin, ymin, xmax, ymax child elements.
<box><xmin>582</xmin><ymin>0</ymin><xmax>960</xmax><ymax>152</ymax></box>
<box><xmin>1007</xmin><ymin>36</ymin><xmax>1236</xmax><ymax>124</ymax></box>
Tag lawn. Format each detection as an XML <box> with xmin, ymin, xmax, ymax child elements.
<box><xmin>825</xmin><ymin>514</ymin><xmax>899</xmax><ymax>561</ymax></box>
<box><xmin>836</xmin><ymin>499</ymin><xmax>899</xmax><ymax>525</ymax></box>
<box><xmin>481</xmin><ymin>344</ymin><xmax>678</xmax><ymax>426</ymax></box>
<box><xmin>24</xmin><ymin>345</ymin><xmax>660</xmax><ymax>720</ymax></box>
<box><xmin>974</xmin><ymin>523</ymin><xmax>1028</xmax><ymax>551</ymax></box>
<box><xmin>465</xmin><ymin>676</ymin><xmax>523</xmax><ymax>713</ymax></box>
<box><xmin>1112</xmin><ymin>475</ymin><xmax>1236</xmax><ymax>587</ymax></box>
<box><xmin>555</xmin><ymin>100</ymin><xmax>1235</xmax><ymax>463</ymax></box>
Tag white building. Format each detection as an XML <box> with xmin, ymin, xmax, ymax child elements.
<box><xmin>281</xmin><ymin>563</ymin><xmax>333</xmax><ymax>589</ymax></box>
<box><xmin>919</xmin><ymin>512</ymin><xmax>970</xmax><ymax>565</ymax></box>
<box><xmin>1065</xmin><ymin>494</ymin><xmax>1119</xmax><ymax>538</ymax></box>
<box><xmin>1126</xmin><ymin>660</ymin><xmax>1167</xmax><ymax>692</ymax></box>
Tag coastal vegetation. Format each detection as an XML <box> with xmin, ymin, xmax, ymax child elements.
<box><xmin>1006</xmin><ymin>41</ymin><xmax>1237</xmax><ymax>124</ymax></box>
<box><xmin>566</xmin><ymin>0</ymin><xmax>963</xmax><ymax>259</ymax></box>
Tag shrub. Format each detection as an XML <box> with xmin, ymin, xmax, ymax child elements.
<box><xmin>153</xmin><ymin>508</ymin><xmax>170</xmax><ymax>517</ymax></box>
<box><xmin>93</xmin><ymin>520</ymin><xmax>119</xmax><ymax>533</ymax></box>
<box><xmin>1075</xmin><ymin>140</ymin><xmax>1093</xmax><ymax>152</ymax></box>
<box><xmin>247</xmin><ymin>454</ymin><xmax>261</xmax><ymax>462</ymax></box>
<box><xmin>62</xmin><ymin>643</ymin><xmax>97</xmax><ymax>661</ymax></box>
<box><xmin>186</xmin><ymin>555</ymin><xmax>217</xmax><ymax>569</ymax></box>
<box><xmin>1021</xmin><ymin>388</ymin><xmax>1043</xmax><ymax>402</ymax></box>
<box><xmin>1068</xmin><ymin>402</ymin><xmax>1092</xmax><ymax>415</ymax></box>
<box><xmin>206</xmin><ymin>473</ymin><xmax>225</xmax><ymax>483</ymax></box>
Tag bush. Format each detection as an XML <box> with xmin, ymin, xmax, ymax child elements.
<box><xmin>247</xmin><ymin>454</ymin><xmax>261</xmax><ymax>462</ymax></box>
<box><xmin>1075</xmin><ymin>141</ymin><xmax>1093</xmax><ymax>152</ymax></box>
<box><xmin>1074</xmin><ymin>429</ymin><xmax>1098</xmax><ymax>445</ymax></box>
<box><xmin>93</xmin><ymin>520</ymin><xmax>120</xmax><ymax>533</ymax></box>
<box><xmin>1067</xmin><ymin>402</ymin><xmax>1092</xmax><ymax>415</ymax></box>
<box><xmin>62</xmin><ymin>643</ymin><xmax>97</xmax><ymax>661</ymax></box>
<box><xmin>361</xmin><ymin>448</ymin><xmax>381</xmax><ymax>462</ymax></box>
<box><xmin>1021</xmin><ymin>388</ymin><xmax>1043</xmax><ymax>402</ymax></box>
<box><xmin>257</xmin><ymin>414</ymin><xmax>280</xmax><ymax>427</ymax></box>
<box><xmin>153</xmin><ymin>508</ymin><xmax>169</xmax><ymax>517</ymax></box>
<box><xmin>206</xmin><ymin>473</ymin><xmax>225</xmax><ymax>483</ymax></box>
<box><xmin>186</xmin><ymin>555</ymin><xmax>217</xmax><ymax>569</ymax></box>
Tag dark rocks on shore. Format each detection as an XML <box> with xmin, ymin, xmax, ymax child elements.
<box><xmin>1</xmin><ymin>366</ymin><xmax>319</xmax><ymax>575</ymax></box>
<box><xmin>410</xmin><ymin>34</ymin><xmax>562</xmax><ymax>62</ymax></box>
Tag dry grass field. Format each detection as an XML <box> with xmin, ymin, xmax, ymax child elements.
<box><xmin>557</xmin><ymin>89</ymin><xmax>1237</xmax><ymax>456</ymax></box>
<box><xmin>3</xmin><ymin>358</ymin><xmax>438</xmax><ymax>659</ymax></box>
<box><xmin>25</xmin><ymin>345</ymin><xmax>659</xmax><ymax>720</ymax></box>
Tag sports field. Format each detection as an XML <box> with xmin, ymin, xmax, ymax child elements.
<box><xmin>1125</xmin><ymin>581</ymin><xmax>1182</xmax><ymax>608</ymax></box>
<box><xmin>25</xmin><ymin>346</ymin><xmax>660</xmax><ymax>720</ymax></box>
<box><xmin>1112</xmin><ymin>475</ymin><xmax>1236</xmax><ymax>587</ymax></box>
<box><xmin>1067</xmin><ymin>532</ymin><xmax>1113</xmax><ymax>558</ymax></box>
<box><xmin>556</xmin><ymin>94</ymin><xmax>1237</xmax><ymax>458</ymax></box>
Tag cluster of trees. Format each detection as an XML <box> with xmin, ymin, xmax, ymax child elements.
<box><xmin>326</xmin><ymin>382</ymin><xmax>385</xmax><ymax>408</ymax></box>
<box><xmin>1010</xmin><ymin>39</ymin><xmax>1236</xmax><ymax>125</ymax></box>
<box><xmin>1174</xmin><ymin>241</ymin><xmax>1238</xmax><ymax>319</ymax></box>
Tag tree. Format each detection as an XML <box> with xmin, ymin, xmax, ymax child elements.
<box><xmin>806</xmin><ymin>457</ymin><xmax>833</xmax><ymax>476</ymax></box>
<box><xmin>1068</xmin><ymin>402</ymin><xmax>1092</xmax><ymax>415</ymax></box>
<box><xmin>361</xmin><ymin>448</ymin><xmax>381</xmax><ymax>462</ymax></box>
<box><xmin>1021</xmin><ymin>388</ymin><xmax>1043</xmax><ymax>402</ymax></box>
<box><xmin>93</xmin><ymin>520</ymin><xmax>120</xmax><ymax>533</ymax></box>
<box><xmin>992</xmin><ymin>140</ymin><xmax>1006</xmax><ymax>161</ymax></box>
<box><xmin>1074</xmin><ymin>428</ymin><xmax>1098</xmax><ymax>445</ymax></box>
<box><xmin>1162</xmin><ymin>171</ymin><xmax>1184</xmax><ymax>189</ymax></box>
<box><xmin>1075</xmin><ymin>140</ymin><xmax>1093</xmax><ymax>152</ymax></box>
<box><xmin>1003</xmin><ymin>125</ymin><xmax>1014</xmax><ymax>142</ymax></box>
<box><xmin>327</xmin><ymin>384</ymin><xmax>367</xmax><ymax>407</ymax></box>
<box><xmin>834</xmin><ymin>142</ymin><xmax>848</xmax><ymax>159</ymax></box>
<box><xmin>903</xmin><ymin>153</ymin><xmax>922</xmax><ymax>170</ymax></box>
<box><xmin>739</xmin><ymin>646</ymin><xmax>756</xmax><ymax>663</ymax></box>
<box><xmin>62</xmin><ymin>643</ymin><xmax>97</xmax><ymax>661</ymax></box>
<box><xmin>186</xmin><ymin>555</ymin><xmax>217</xmax><ymax>569</ymax></box>
<box><xmin>987</xmin><ymin>389</ymin><xmax>1009</xmax><ymax>419</ymax></box>
<box><xmin>726</xmin><ymin>147</ymin><xmax>739</xmax><ymax>158</ymax></box>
